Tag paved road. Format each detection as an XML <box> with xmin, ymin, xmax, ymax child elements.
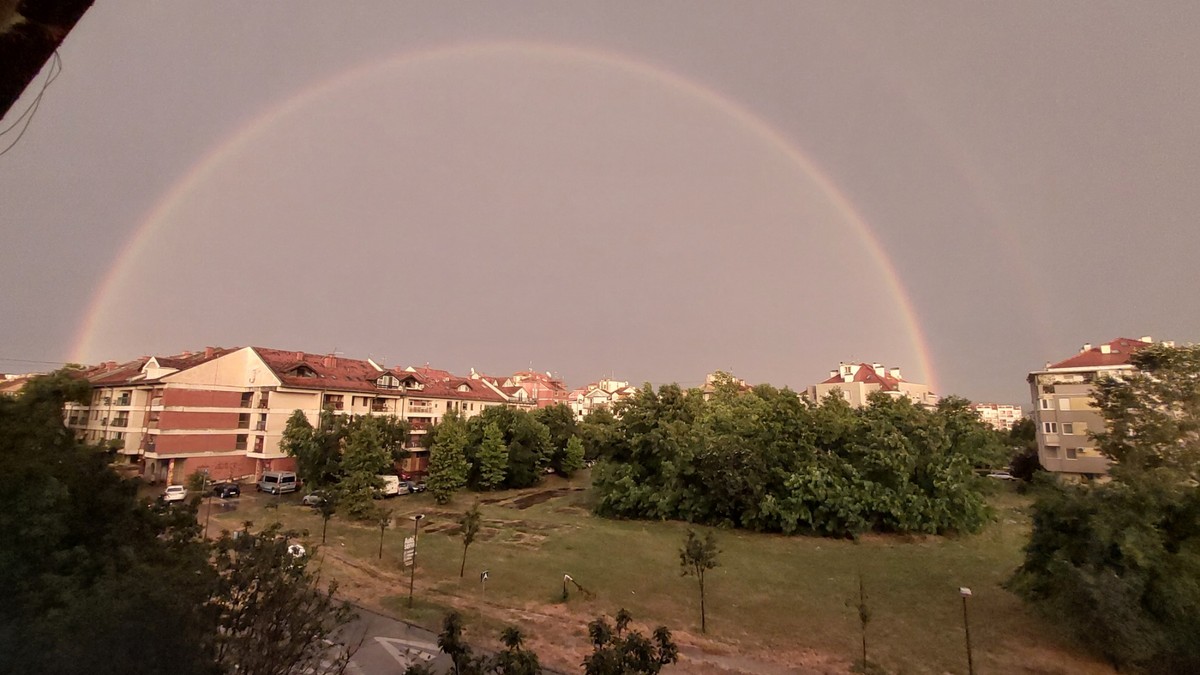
<box><xmin>340</xmin><ymin>606</ymin><xmax>452</xmax><ymax>674</ymax></box>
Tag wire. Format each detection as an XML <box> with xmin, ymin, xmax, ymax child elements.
<box><xmin>0</xmin><ymin>50</ymin><xmax>62</xmax><ymax>157</ymax></box>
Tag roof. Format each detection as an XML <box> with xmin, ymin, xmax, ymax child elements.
<box><xmin>819</xmin><ymin>363</ymin><xmax>904</xmax><ymax>391</ymax></box>
<box><xmin>254</xmin><ymin>347</ymin><xmax>397</xmax><ymax>393</ymax></box>
<box><xmin>1047</xmin><ymin>337</ymin><xmax>1153</xmax><ymax>370</ymax></box>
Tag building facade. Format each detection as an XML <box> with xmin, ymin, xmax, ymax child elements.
<box><xmin>970</xmin><ymin>403</ymin><xmax>1025</xmax><ymax>432</ymax></box>
<box><xmin>808</xmin><ymin>362</ymin><xmax>938</xmax><ymax>408</ymax></box>
<box><xmin>1027</xmin><ymin>336</ymin><xmax>1166</xmax><ymax>480</ymax></box>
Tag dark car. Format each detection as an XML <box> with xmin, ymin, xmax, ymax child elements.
<box><xmin>212</xmin><ymin>483</ymin><xmax>241</xmax><ymax>498</ymax></box>
<box><xmin>406</xmin><ymin>481</ymin><xmax>427</xmax><ymax>493</ymax></box>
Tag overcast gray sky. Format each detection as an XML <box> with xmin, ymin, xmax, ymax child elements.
<box><xmin>3</xmin><ymin>2</ymin><xmax>1199</xmax><ymax>404</ymax></box>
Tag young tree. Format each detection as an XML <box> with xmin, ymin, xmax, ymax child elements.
<box><xmin>428</xmin><ymin>411</ymin><xmax>470</xmax><ymax>504</ymax></box>
<box><xmin>561</xmin><ymin>435</ymin><xmax>586</xmax><ymax>478</ymax></box>
<box><xmin>679</xmin><ymin>529</ymin><xmax>720</xmax><ymax>633</ymax></box>
<box><xmin>477</xmin><ymin>422</ymin><xmax>508</xmax><ymax>490</ymax></box>
<box><xmin>534</xmin><ymin>403</ymin><xmax>577</xmax><ymax>473</ymax></box>
<box><xmin>337</xmin><ymin>415</ymin><xmax>399</xmax><ymax>519</ymax></box>
<box><xmin>459</xmin><ymin>500</ymin><xmax>483</xmax><ymax>577</ymax></box>
<box><xmin>377</xmin><ymin>508</ymin><xmax>392</xmax><ymax>559</ymax></box>
<box><xmin>491</xmin><ymin>626</ymin><xmax>542</xmax><ymax>675</ymax></box>
<box><xmin>583</xmin><ymin>608</ymin><xmax>678</xmax><ymax>675</ymax></box>
<box><xmin>282</xmin><ymin>408</ymin><xmax>348</xmax><ymax>489</ymax></box>
<box><xmin>317</xmin><ymin>491</ymin><xmax>338</xmax><ymax>544</ymax></box>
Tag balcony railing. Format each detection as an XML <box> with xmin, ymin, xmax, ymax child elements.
<box><xmin>371</xmin><ymin>403</ymin><xmax>390</xmax><ymax>412</ymax></box>
<box><xmin>409</xmin><ymin>420</ymin><xmax>429</xmax><ymax>431</ymax></box>
<box><xmin>408</xmin><ymin>405</ymin><xmax>434</xmax><ymax>414</ymax></box>
<box><xmin>115</xmin><ymin>397</ymin><xmax>131</xmax><ymax>406</ymax></box>
<box><xmin>324</xmin><ymin>400</ymin><xmax>345</xmax><ymax>410</ymax></box>
<box><xmin>111</xmin><ymin>418</ymin><xmax>128</xmax><ymax>428</ymax></box>
<box><xmin>234</xmin><ymin>442</ymin><xmax>248</xmax><ymax>451</ymax></box>
<box><xmin>255</xmin><ymin>421</ymin><xmax>267</xmax><ymax>431</ymax></box>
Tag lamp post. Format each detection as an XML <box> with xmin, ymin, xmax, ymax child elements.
<box><xmin>408</xmin><ymin>513</ymin><xmax>425</xmax><ymax>608</ymax></box>
<box><xmin>960</xmin><ymin>587</ymin><xmax>974</xmax><ymax>675</ymax></box>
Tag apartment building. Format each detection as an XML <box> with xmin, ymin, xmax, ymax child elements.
<box><xmin>568</xmin><ymin>378</ymin><xmax>639</xmax><ymax>418</ymax></box>
<box><xmin>970</xmin><ymin>403</ymin><xmax>1025</xmax><ymax>432</ymax></box>
<box><xmin>808</xmin><ymin>362</ymin><xmax>938</xmax><ymax>408</ymax></box>
<box><xmin>472</xmin><ymin>369</ymin><xmax>571</xmax><ymax>409</ymax></box>
<box><xmin>1027</xmin><ymin>336</ymin><xmax>1166</xmax><ymax>480</ymax></box>
<box><xmin>65</xmin><ymin>347</ymin><xmax>533</xmax><ymax>485</ymax></box>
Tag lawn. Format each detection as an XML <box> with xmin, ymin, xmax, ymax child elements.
<box><xmin>208</xmin><ymin>478</ymin><xmax>1111</xmax><ymax>674</ymax></box>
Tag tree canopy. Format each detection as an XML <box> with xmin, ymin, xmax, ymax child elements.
<box><xmin>590</xmin><ymin>384</ymin><xmax>995</xmax><ymax>537</ymax></box>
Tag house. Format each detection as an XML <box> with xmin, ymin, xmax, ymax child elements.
<box><xmin>808</xmin><ymin>362</ymin><xmax>938</xmax><ymax>408</ymax></box>
<box><xmin>1027</xmin><ymin>336</ymin><xmax>1169</xmax><ymax>480</ymax></box>
<box><xmin>568</xmin><ymin>378</ymin><xmax>639</xmax><ymax>418</ymax></box>
<box><xmin>475</xmin><ymin>369</ymin><xmax>571</xmax><ymax>409</ymax></box>
<box><xmin>970</xmin><ymin>403</ymin><xmax>1025</xmax><ymax>432</ymax></box>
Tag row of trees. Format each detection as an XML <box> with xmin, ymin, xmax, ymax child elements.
<box><xmin>425</xmin><ymin>405</ymin><xmax>586</xmax><ymax>504</ymax></box>
<box><xmin>587</xmin><ymin>376</ymin><xmax>1007</xmax><ymax>537</ymax></box>
<box><xmin>282</xmin><ymin>408</ymin><xmax>409</xmax><ymax>519</ymax></box>
<box><xmin>0</xmin><ymin>371</ymin><xmax>357</xmax><ymax>674</ymax></box>
<box><xmin>1011</xmin><ymin>344</ymin><xmax>1200</xmax><ymax>671</ymax></box>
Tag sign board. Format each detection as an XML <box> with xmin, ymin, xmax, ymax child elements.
<box><xmin>403</xmin><ymin>536</ymin><xmax>416</xmax><ymax>567</ymax></box>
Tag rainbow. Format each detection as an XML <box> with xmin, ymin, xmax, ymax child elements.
<box><xmin>70</xmin><ymin>41</ymin><xmax>939</xmax><ymax>391</ymax></box>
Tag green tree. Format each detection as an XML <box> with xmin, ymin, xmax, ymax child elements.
<box><xmin>562</xmin><ymin>436</ymin><xmax>586</xmax><ymax>477</ymax></box>
<box><xmin>428</xmin><ymin>410</ymin><xmax>470</xmax><ymax>504</ymax></box>
<box><xmin>491</xmin><ymin>626</ymin><xmax>542</xmax><ymax>675</ymax></box>
<box><xmin>477</xmin><ymin>422</ymin><xmax>508</xmax><ymax>490</ymax></box>
<box><xmin>337</xmin><ymin>415</ymin><xmax>403</xmax><ymax>520</ymax></box>
<box><xmin>460</xmin><ymin>501</ymin><xmax>482</xmax><ymax>577</ymax></box>
<box><xmin>679</xmin><ymin>529</ymin><xmax>720</xmax><ymax>633</ymax></box>
<box><xmin>1011</xmin><ymin>344</ymin><xmax>1200</xmax><ymax>671</ymax></box>
<box><xmin>210</xmin><ymin>523</ymin><xmax>358</xmax><ymax>675</ymax></box>
<box><xmin>583</xmin><ymin>608</ymin><xmax>678</xmax><ymax>675</ymax></box>
<box><xmin>281</xmin><ymin>408</ymin><xmax>347</xmax><ymax>489</ymax></box>
<box><xmin>377</xmin><ymin>508</ymin><xmax>392</xmax><ymax>559</ymax></box>
<box><xmin>534</xmin><ymin>403</ymin><xmax>577</xmax><ymax>473</ymax></box>
<box><xmin>1007</xmin><ymin>417</ymin><xmax>1042</xmax><ymax>481</ymax></box>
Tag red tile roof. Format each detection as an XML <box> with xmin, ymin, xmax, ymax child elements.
<box><xmin>1047</xmin><ymin>337</ymin><xmax>1153</xmax><ymax>370</ymax></box>
<box><xmin>254</xmin><ymin>347</ymin><xmax>395</xmax><ymax>393</ymax></box>
<box><xmin>388</xmin><ymin>367</ymin><xmax>509</xmax><ymax>403</ymax></box>
<box><xmin>819</xmin><ymin>363</ymin><xmax>904</xmax><ymax>391</ymax></box>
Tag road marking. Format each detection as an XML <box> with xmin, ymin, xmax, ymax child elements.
<box><xmin>374</xmin><ymin>636</ymin><xmax>440</xmax><ymax>667</ymax></box>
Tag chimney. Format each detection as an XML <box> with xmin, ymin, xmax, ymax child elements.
<box><xmin>103</xmin><ymin>361</ymin><xmax>117</xmax><ymax>370</ymax></box>
<box><xmin>294</xmin><ymin>351</ymin><xmax>304</xmax><ymax>361</ymax></box>
<box><xmin>180</xmin><ymin>350</ymin><xmax>192</xmax><ymax>357</ymax></box>
<box><xmin>872</xmin><ymin>363</ymin><xmax>885</xmax><ymax>377</ymax></box>
<box><xmin>1139</xmin><ymin>336</ymin><xmax>1153</xmax><ymax>343</ymax></box>
<box><xmin>888</xmin><ymin>368</ymin><xmax>902</xmax><ymax>380</ymax></box>
<box><xmin>1081</xmin><ymin>343</ymin><xmax>1092</xmax><ymax>352</ymax></box>
<box><xmin>204</xmin><ymin>346</ymin><xmax>215</xmax><ymax>359</ymax></box>
<box><xmin>1100</xmin><ymin>344</ymin><xmax>1112</xmax><ymax>354</ymax></box>
<box><xmin>323</xmin><ymin>355</ymin><xmax>336</xmax><ymax>368</ymax></box>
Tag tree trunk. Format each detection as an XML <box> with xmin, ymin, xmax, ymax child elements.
<box><xmin>699</xmin><ymin>574</ymin><xmax>706</xmax><ymax>633</ymax></box>
<box><xmin>460</xmin><ymin>543</ymin><xmax>468</xmax><ymax>577</ymax></box>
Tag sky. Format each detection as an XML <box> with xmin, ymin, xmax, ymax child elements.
<box><xmin>3</xmin><ymin>2</ymin><xmax>1200</xmax><ymax>405</ymax></box>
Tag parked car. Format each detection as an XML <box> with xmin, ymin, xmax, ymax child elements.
<box><xmin>377</xmin><ymin>474</ymin><xmax>402</xmax><ymax>498</ymax></box>
<box><xmin>301</xmin><ymin>492</ymin><xmax>327</xmax><ymax>507</ymax></box>
<box><xmin>257</xmin><ymin>470</ymin><xmax>299</xmax><ymax>494</ymax></box>
<box><xmin>212</xmin><ymin>483</ymin><xmax>241</xmax><ymax>499</ymax></box>
<box><xmin>406</xmin><ymin>481</ymin><xmax>427</xmax><ymax>493</ymax></box>
<box><xmin>161</xmin><ymin>485</ymin><xmax>188</xmax><ymax>503</ymax></box>
<box><xmin>986</xmin><ymin>471</ymin><xmax>1017</xmax><ymax>481</ymax></box>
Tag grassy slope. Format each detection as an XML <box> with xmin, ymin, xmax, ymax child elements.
<box><xmin>209</xmin><ymin>478</ymin><xmax>1111</xmax><ymax>675</ymax></box>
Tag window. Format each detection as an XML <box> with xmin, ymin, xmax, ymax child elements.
<box><xmin>240</xmin><ymin>392</ymin><xmax>253</xmax><ymax>408</ymax></box>
<box><xmin>1062</xmin><ymin>423</ymin><xmax>1074</xmax><ymax>435</ymax></box>
<box><xmin>1059</xmin><ymin>398</ymin><xmax>1071</xmax><ymax>411</ymax></box>
<box><xmin>1039</xmin><ymin>399</ymin><xmax>1052</xmax><ymax>410</ymax></box>
<box><xmin>1045</xmin><ymin>445</ymin><xmax>1059</xmax><ymax>457</ymax></box>
<box><xmin>235</xmin><ymin>434</ymin><xmax>248</xmax><ymax>450</ymax></box>
<box><xmin>238</xmin><ymin>413</ymin><xmax>251</xmax><ymax>428</ymax></box>
<box><xmin>1066</xmin><ymin>448</ymin><xmax>1077</xmax><ymax>459</ymax></box>
<box><xmin>377</xmin><ymin>375</ymin><xmax>399</xmax><ymax>389</ymax></box>
<box><xmin>1042</xmin><ymin>422</ymin><xmax>1058</xmax><ymax>434</ymax></box>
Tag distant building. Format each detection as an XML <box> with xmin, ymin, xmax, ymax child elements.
<box><xmin>970</xmin><ymin>403</ymin><xmax>1025</xmax><ymax>432</ymax></box>
<box><xmin>1027</xmin><ymin>336</ymin><xmax>1169</xmax><ymax>480</ymax></box>
<box><xmin>471</xmin><ymin>369</ymin><xmax>571</xmax><ymax>409</ymax></box>
<box><xmin>568</xmin><ymin>378</ymin><xmax>639</xmax><ymax>419</ymax></box>
<box><xmin>698</xmin><ymin>371</ymin><xmax>752</xmax><ymax>400</ymax></box>
<box><xmin>808</xmin><ymin>362</ymin><xmax>938</xmax><ymax>408</ymax></box>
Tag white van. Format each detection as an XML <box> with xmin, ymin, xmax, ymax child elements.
<box><xmin>377</xmin><ymin>474</ymin><xmax>402</xmax><ymax>498</ymax></box>
<box><xmin>257</xmin><ymin>471</ymin><xmax>299</xmax><ymax>495</ymax></box>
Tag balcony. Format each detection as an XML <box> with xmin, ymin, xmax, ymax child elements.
<box><xmin>408</xmin><ymin>405</ymin><xmax>434</xmax><ymax>414</ymax></box>
<box><xmin>115</xmin><ymin>397</ymin><xmax>131</xmax><ymax>407</ymax></box>
<box><xmin>234</xmin><ymin>442</ymin><xmax>248</xmax><ymax>451</ymax></box>
<box><xmin>111</xmin><ymin>418</ymin><xmax>128</xmax><ymax>428</ymax></box>
<box><xmin>255</xmin><ymin>421</ymin><xmax>267</xmax><ymax>431</ymax></box>
<box><xmin>324</xmin><ymin>399</ymin><xmax>345</xmax><ymax>411</ymax></box>
<box><xmin>371</xmin><ymin>402</ymin><xmax>390</xmax><ymax>413</ymax></box>
<box><xmin>409</xmin><ymin>420</ymin><xmax>429</xmax><ymax>431</ymax></box>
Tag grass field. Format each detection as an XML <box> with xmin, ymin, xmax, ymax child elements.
<box><xmin>208</xmin><ymin>476</ymin><xmax>1111</xmax><ymax>674</ymax></box>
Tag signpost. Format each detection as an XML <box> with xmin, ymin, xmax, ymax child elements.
<box><xmin>403</xmin><ymin>536</ymin><xmax>416</xmax><ymax>567</ymax></box>
<box><xmin>407</xmin><ymin>514</ymin><xmax>425</xmax><ymax>608</ymax></box>
<box><xmin>481</xmin><ymin>570</ymin><xmax>489</xmax><ymax>598</ymax></box>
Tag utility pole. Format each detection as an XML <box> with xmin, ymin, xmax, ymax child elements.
<box><xmin>960</xmin><ymin>587</ymin><xmax>974</xmax><ymax>675</ymax></box>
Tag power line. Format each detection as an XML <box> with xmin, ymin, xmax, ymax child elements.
<box><xmin>0</xmin><ymin>51</ymin><xmax>62</xmax><ymax>157</ymax></box>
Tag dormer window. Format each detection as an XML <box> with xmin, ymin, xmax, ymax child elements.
<box><xmin>289</xmin><ymin>365</ymin><xmax>317</xmax><ymax>378</ymax></box>
<box><xmin>458</xmin><ymin>384</ymin><xmax>470</xmax><ymax>392</ymax></box>
<box><xmin>377</xmin><ymin>374</ymin><xmax>400</xmax><ymax>389</ymax></box>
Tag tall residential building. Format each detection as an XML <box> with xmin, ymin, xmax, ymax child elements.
<box><xmin>1027</xmin><ymin>336</ymin><xmax>1168</xmax><ymax>480</ymax></box>
<box><xmin>808</xmin><ymin>362</ymin><xmax>938</xmax><ymax>408</ymax></box>
<box><xmin>970</xmin><ymin>403</ymin><xmax>1025</xmax><ymax>432</ymax></box>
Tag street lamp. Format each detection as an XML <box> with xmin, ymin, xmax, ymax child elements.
<box><xmin>408</xmin><ymin>513</ymin><xmax>425</xmax><ymax>608</ymax></box>
<box><xmin>960</xmin><ymin>587</ymin><xmax>974</xmax><ymax>675</ymax></box>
